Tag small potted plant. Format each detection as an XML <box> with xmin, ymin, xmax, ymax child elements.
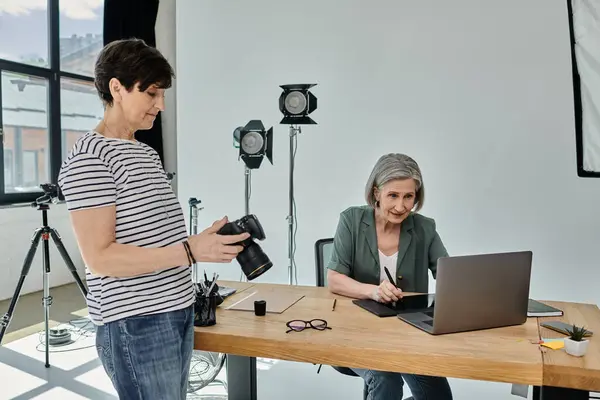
<box><xmin>564</xmin><ymin>324</ymin><xmax>590</xmax><ymax>357</ymax></box>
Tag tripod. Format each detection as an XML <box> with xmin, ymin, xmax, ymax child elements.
<box><xmin>0</xmin><ymin>200</ymin><xmax>88</xmax><ymax>368</ymax></box>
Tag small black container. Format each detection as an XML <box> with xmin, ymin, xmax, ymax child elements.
<box><xmin>254</xmin><ymin>300</ymin><xmax>266</xmax><ymax>316</ymax></box>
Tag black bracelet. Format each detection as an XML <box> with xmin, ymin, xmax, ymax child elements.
<box><xmin>182</xmin><ymin>241</ymin><xmax>193</xmax><ymax>266</ymax></box>
<box><xmin>182</xmin><ymin>240</ymin><xmax>197</xmax><ymax>265</ymax></box>
<box><xmin>184</xmin><ymin>241</ymin><xmax>197</xmax><ymax>264</ymax></box>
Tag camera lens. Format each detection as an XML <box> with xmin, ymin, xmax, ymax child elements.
<box><xmin>238</xmin><ymin>242</ymin><xmax>273</xmax><ymax>280</ymax></box>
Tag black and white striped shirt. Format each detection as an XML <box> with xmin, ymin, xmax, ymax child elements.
<box><xmin>58</xmin><ymin>131</ymin><xmax>194</xmax><ymax>325</ymax></box>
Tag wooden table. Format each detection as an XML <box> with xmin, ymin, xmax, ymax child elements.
<box><xmin>194</xmin><ymin>281</ymin><xmax>600</xmax><ymax>400</ymax></box>
<box><xmin>536</xmin><ymin>301</ymin><xmax>600</xmax><ymax>399</ymax></box>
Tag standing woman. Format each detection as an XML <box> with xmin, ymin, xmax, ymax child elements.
<box><xmin>58</xmin><ymin>39</ymin><xmax>248</xmax><ymax>399</ymax></box>
<box><xmin>327</xmin><ymin>153</ymin><xmax>453</xmax><ymax>400</ymax></box>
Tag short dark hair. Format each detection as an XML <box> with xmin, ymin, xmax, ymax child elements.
<box><xmin>94</xmin><ymin>38</ymin><xmax>175</xmax><ymax>106</ymax></box>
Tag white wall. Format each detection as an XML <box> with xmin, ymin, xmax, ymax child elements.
<box><xmin>176</xmin><ymin>0</ymin><xmax>600</xmax><ymax>306</ymax></box>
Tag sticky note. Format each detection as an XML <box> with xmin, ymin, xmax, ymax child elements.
<box><xmin>541</xmin><ymin>340</ymin><xmax>564</xmax><ymax>350</ymax></box>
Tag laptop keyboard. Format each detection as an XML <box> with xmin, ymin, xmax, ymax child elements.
<box><xmin>423</xmin><ymin>320</ymin><xmax>433</xmax><ymax>326</ymax></box>
<box><xmin>424</xmin><ymin>310</ymin><xmax>434</xmax><ymax>318</ymax></box>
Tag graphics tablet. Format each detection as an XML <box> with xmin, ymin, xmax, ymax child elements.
<box><xmin>353</xmin><ymin>294</ymin><xmax>435</xmax><ymax>317</ymax></box>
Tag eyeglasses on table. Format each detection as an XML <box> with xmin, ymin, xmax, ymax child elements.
<box><xmin>286</xmin><ymin>319</ymin><xmax>332</xmax><ymax>333</ymax></box>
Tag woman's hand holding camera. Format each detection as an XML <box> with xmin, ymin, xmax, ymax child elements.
<box><xmin>188</xmin><ymin>217</ymin><xmax>250</xmax><ymax>263</ymax></box>
<box><xmin>370</xmin><ymin>280</ymin><xmax>403</xmax><ymax>303</ymax></box>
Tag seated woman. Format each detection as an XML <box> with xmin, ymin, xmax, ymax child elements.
<box><xmin>327</xmin><ymin>153</ymin><xmax>453</xmax><ymax>400</ymax></box>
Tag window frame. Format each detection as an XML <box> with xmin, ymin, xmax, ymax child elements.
<box><xmin>0</xmin><ymin>0</ymin><xmax>98</xmax><ymax>205</ymax></box>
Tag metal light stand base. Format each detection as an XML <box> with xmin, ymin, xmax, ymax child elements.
<box><xmin>0</xmin><ymin>203</ymin><xmax>88</xmax><ymax>368</ymax></box>
<box><xmin>287</xmin><ymin>125</ymin><xmax>301</xmax><ymax>285</ymax></box>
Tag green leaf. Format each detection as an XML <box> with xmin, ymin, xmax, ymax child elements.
<box><xmin>566</xmin><ymin>324</ymin><xmax>589</xmax><ymax>342</ymax></box>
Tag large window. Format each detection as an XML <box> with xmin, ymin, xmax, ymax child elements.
<box><xmin>0</xmin><ymin>0</ymin><xmax>104</xmax><ymax>205</ymax></box>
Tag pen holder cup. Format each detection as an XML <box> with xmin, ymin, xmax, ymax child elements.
<box><xmin>194</xmin><ymin>283</ymin><xmax>224</xmax><ymax>307</ymax></box>
<box><xmin>194</xmin><ymin>293</ymin><xmax>218</xmax><ymax>327</ymax></box>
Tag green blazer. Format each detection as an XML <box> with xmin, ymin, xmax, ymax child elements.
<box><xmin>327</xmin><ymin>205</ymin><xmax>448</xmax><ymax>293</ymax></box>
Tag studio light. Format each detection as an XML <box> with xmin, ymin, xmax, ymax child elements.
<box><xmin>234</xmin><ymin>120</ymin><xmax>274</xmax><ymax>170</ymax></box>
<box><xmin>278</xmin><ymin>83</ymin><xmax>318</xmax><ymax>125</ymax></box>
<box><xmin>278</xmin><ymin>83</ymin><xmax>318</xmax><ymax>286</ymax></box>
<box><xmin>232</xmin><ymin>120</ymin><xmax>274</xmax><ymax>282</ymax></box>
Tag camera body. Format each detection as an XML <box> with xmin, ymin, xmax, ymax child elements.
<box><xmin>217</xmin><ymin>215</ymin><xmax>272</xmax><ymax>280</ymax></box>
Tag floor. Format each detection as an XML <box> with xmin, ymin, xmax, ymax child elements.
<box><xmin>0</xmin><ymin>284</ymin><xmax>539</xmax><ymax>399</ymax></box>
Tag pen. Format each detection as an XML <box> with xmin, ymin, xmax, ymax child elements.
<box><xmin>384</xmin><ymin>266</ymin><xmax>397</xmax><ymax>288</ymax></box>
<box><xmin>206</xmin><ymin>276</ymin><xmax>218</xmax><ymax>296</ymax></box>
<box><xmin>332</xmin><ymin>299</ymin><xmax>337</xmax><ymax>311</ymax></box>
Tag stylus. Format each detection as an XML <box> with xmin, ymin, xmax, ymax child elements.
<box><xmin>384</xmin><ymin>267</ymin><xmax>397</xmax><ymax>288</ymax></box>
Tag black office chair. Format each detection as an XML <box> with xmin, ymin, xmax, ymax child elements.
<box><xmin>314</xmin><ymin>238</ymin><xmax>367</xmax><ymax>398</ymax></box>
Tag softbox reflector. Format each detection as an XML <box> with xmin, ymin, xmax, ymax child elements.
<box><xmin>570</xmin><ymin>0</ymin><xmax>600</xmax><ymax>176</ymax></box>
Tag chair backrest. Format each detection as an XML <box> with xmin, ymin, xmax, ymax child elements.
<box><xmin>315</xmin><ymin>238</ymin><xmax>334</xmax><ymax>287</ymax></box>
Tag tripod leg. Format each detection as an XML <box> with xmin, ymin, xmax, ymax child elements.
<box><xmin>0</xmin><ymin>229</ymin><xmax>44</xmax><ymax>346</ymax></box>
<box><xmin>42</xmin><ymin>230</ymin><xmax>52</xmax><ymax>368</ymax></box>
<box><xmin>49</xmin><ymin>228</ymin><xmax>87</xmax><ymax>298</ymax></box>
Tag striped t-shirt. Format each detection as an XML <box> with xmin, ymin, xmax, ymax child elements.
<box><xmin>58</xmin><ymin>131</ymin><xmax>194</xmax><ymax>325</ymax></box>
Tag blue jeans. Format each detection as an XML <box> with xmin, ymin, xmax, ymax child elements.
<box><xmin>95</xmin><ymin>305</ymin><xmax>195</xmax><ymax>400</ymax></box>
<box><xmin>352</xmin><ymin>368</ymin><xmax>453</xmax><ymax>400</ymax></box>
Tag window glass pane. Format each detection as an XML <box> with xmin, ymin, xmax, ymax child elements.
<box><xmin>22</xmin><ymin>150</ymin><xmax>39</xmax><ymax>186</ymax></box>
<box><xmin>1</xmin><ymin>71</ymin><xmax>49</xmax><ymax>193</ymax></box>
<box><xmin>60</xmin><ymin>0</ymin><xmax>104</xmax><ymax>77</ymax></box>
<box><xmin>3</xmin><ymin>149</ymin><xmax>13</xmax><ymax>187</ymax></box>
<box><xmin>60</xmin><ymin>77</ymin><xmax>104</xmax><ymax>159</ymax></box>
<box><xmin>0</xmin><ymin>3</ymin><xmax>49</xmax><ymax>67</ymax></box>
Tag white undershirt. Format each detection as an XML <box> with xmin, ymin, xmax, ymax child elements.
<box><xmin>378</xmin><ymin>249</ymin><xmax>398</xmax><ymax>283</ymax></box>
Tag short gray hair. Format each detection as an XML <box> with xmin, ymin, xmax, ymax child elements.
<box><xmin>364</xmin><ymin>153</ymin><xmax>425</xmax><ymax>212</ymax></box>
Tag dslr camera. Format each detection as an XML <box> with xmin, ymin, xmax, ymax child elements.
<box><xmin>217</xmin><ymin>214</ymin><xmax>273</xmax><ymax>280</ymax></box>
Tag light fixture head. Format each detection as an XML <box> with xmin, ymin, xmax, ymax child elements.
<box><xmin>278</xmin><ymin>83</ymin><xmax>317</xmax><ymax>125</ymax></box>
<box><xmin>233</xmin><ymin>126</ymin><xmax>243</xmax><ymax>148</ymax></box>
<box><xmin>237</xmin><ymin>120</ymin><xmax>273</xmax><ymax>169</ymax></box>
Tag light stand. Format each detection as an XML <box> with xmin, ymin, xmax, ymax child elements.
<box><xmin>278</xmin><ymin>84</ymin><xmax>318</xmax><ymax>285</ymax></box>
<box><xmin>287</xmin><ymin>125</ymin><xmax>301</xmax><ymax>285</ymax></box>
<box><xmin>233</xmin><ymin>121</ymin><xmax>274</xmax><ymax>281</ymax></box>
<box><xmin>0</xmin><ymin>184</ymin><xmax>88</xmax><ymax>368</ymax></box>
<box><xmin>240</xmin><ymin>166</ymin><xmax>251</xmax><ymax>282</ymax></box>
<box><xmin>233</xmin><ymin>127</ymin><xmax>259</xmax><ymax>217</ymax></box>
<box><xmin>244</xmin><ymin>166</ymin><xmax>251</xmax><ymax>216</ymax></box>
<box><xmin>188</xmin><ymin>197</ymin><xmax>203</xmax><ymax>284</ymax></box>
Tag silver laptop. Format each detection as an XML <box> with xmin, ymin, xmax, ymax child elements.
<box><xmin>397</xmin><ymin>251</ymin><xmax>532</xmax><ymax>335</ymax></box>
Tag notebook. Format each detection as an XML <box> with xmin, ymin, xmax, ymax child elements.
<box><xmin>528</xmin><ymin>299</ymin><xmax>563</xmax><ymax>317</ymax></box>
